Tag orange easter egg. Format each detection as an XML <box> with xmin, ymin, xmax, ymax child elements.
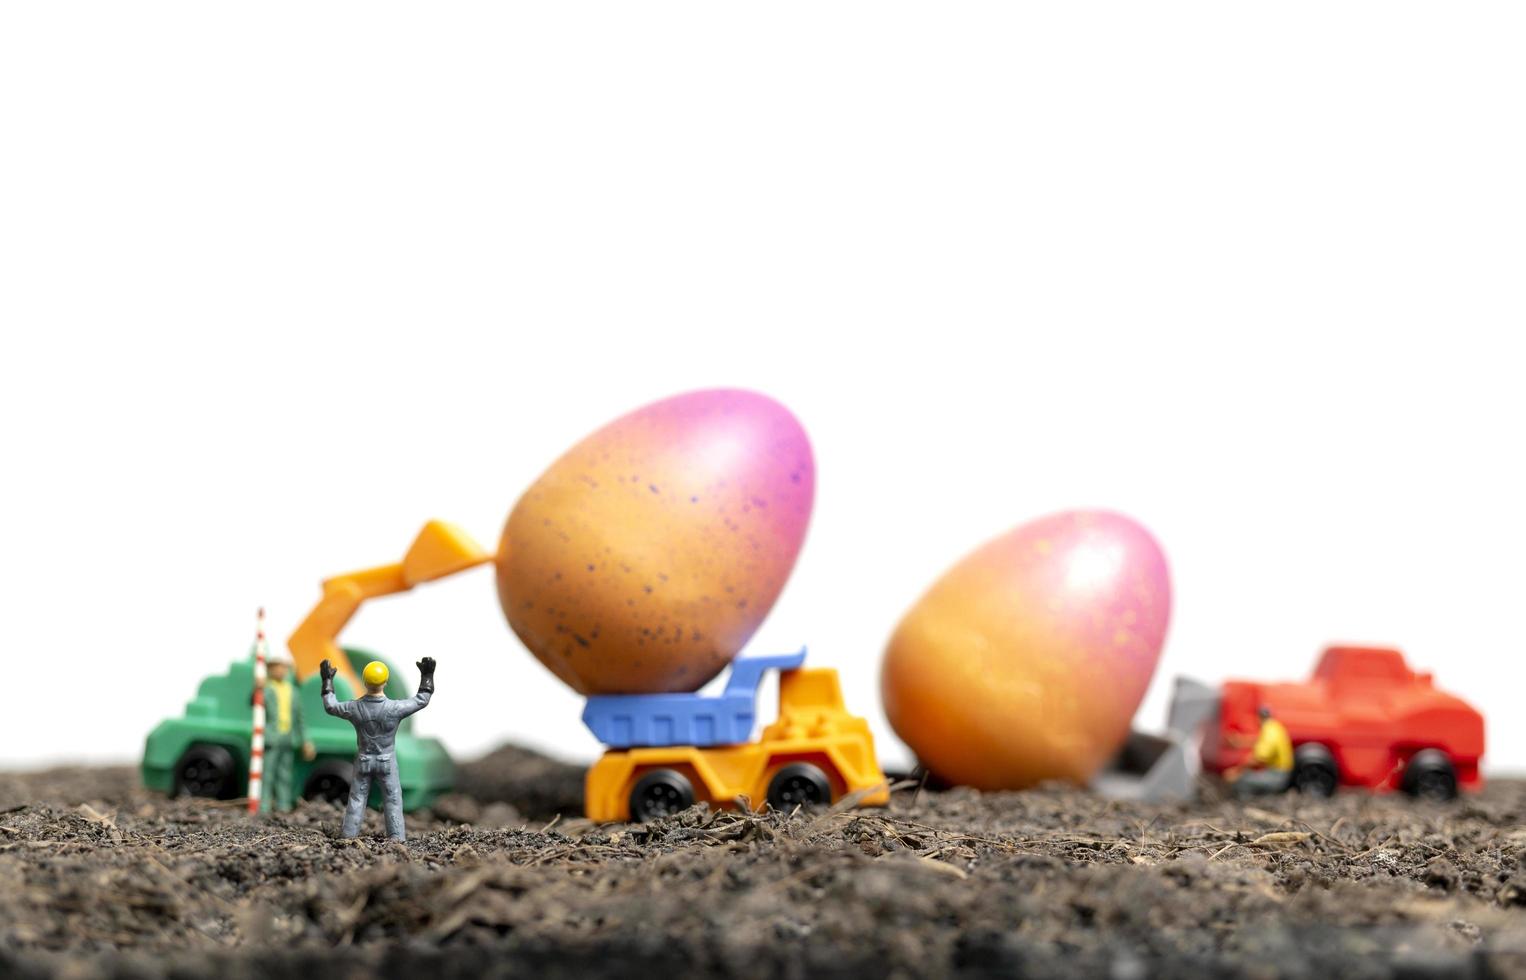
<box><xmin>882</xmin><ymin>511</ymin><xmax>1171</xmax><ymax>790</ymax></box>
<box><xmin>498</xmin><ymin>389</ymin><xmax>815</xmax><ymax>695</ymax></box>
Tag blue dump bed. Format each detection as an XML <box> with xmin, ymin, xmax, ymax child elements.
<box><xmin>581</xmin><ymin>648</ymin><xmax>807</xmax><ymax>748</ymax></box>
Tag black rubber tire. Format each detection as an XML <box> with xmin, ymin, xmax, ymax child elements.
<box><xmin>628</xmin><ymin>769</ymin><xmax>695</xmax><ymax>822</ymax></box>
<box><xmin>1291</xmin><ymin>743</ymin><xmax>1339</xmax><ymax>798</ymax></box>
<box><xmin>1403</xmin><ymin>749</ymin><xmax>1458</xmax><ymax>802</ymax></box>
<box><xmin>766</xmin><ymin>762</ymin><xmax>833</xmax><ymax>812</ymax></box>
<box><xmin>302</xmin><ymin>758</ymin><xmax>354</xmax><ymax>806</ymax></box>
<box><xmin>173</xmin><ymin>743</ymin><xmax>239</xmax><ymax>800</ymax></box>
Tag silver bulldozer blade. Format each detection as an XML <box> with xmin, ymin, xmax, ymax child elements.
<box><xmin>1090</xmin><ymin>677</ymin><xmax>1221</xmax><ymax>802</ymax></box>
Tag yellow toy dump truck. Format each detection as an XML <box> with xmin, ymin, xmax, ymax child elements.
<box><xmin>582</xmin><ymin>649</ymin><xmax>890</xmax><ymax>822</ymax></box>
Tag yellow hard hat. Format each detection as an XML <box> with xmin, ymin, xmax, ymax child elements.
<box><xmin>363</xmin><ymin>661</ymin><xmax>390</xmax><ymax>688</ymax></box>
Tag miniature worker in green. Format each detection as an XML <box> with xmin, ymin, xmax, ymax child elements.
<box><xmin>261</xmin><ymin>648</ymin><xmax>316</xmax><ymax>812</ymax></box>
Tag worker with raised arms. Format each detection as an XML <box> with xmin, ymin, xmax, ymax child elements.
<box><xmin>319</xmin><ymin>656</ymin><xmax>436</xmax><ymax>841</ymax></box>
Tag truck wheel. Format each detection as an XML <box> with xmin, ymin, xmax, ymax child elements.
<box><xmin>1403</xmin><ymin>749</ymin><xmax>1457</xmax><ymax>802</ymax></box>
<box><xmin>173</xmin><ymin>744</ymin><xmax>238</xmax><ymax>800</ymax></box>
<box><xmin>1291</xmin><ymin>743</ymin><xmax>1339</xmax><ymax>798</ymax></box>
<box><xmin>766</xmin><ymin>763</ymin><xmax>832</xmax><ymax>812</ymax></box>
<box><xmin>628</xmin><ymin>769</ymin><xmax>695</xmax><ymax>822</ymax></box>
<box><xmin>302</xmin><ymin>759</ymin><xmax>353</xmax><ymax>806</ymax></box>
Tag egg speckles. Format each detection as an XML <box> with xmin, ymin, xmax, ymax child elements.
<box><xmin>881</xmin><ymin>511</ymin><xmax>1171</xmax><ymax>790</ymax></box>
<box><xmin>497</xmin><ymin>389</ymin><xmax>814</xmax><ymax>694</ymax></box>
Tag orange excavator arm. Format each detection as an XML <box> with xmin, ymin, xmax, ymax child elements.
<box><xmin>287</xmin><ymin>520</ymin><xmax>493</xmax><ymax>687</ymax></box>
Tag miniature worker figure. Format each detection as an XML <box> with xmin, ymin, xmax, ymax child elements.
<box><xmin>1230</xmin><ymin>706</ymin><xmax>1294</xmax><ymax>798</ymax></box>
<box><xmin>261</xmin><ymin>648</ymin><xmax>316</xmax><ymax>812</ymax></box>
<box><xmin>319</xmin><ymin>656</ymin><xmax>435</xmax><ymax>841</ymax></box>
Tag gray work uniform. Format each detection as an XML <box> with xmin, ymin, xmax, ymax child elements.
<box><xmin>1234</xmin><ymin>767</ymin><xmax>1292</xmax><ymax>798</ymax></box>
<box><xmin>321</xmin><ymin>689</ymin><xmax>431</xmax><ymax>840</ymax></box>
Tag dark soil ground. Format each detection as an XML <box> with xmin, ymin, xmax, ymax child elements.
<box><xmin>4</xmin><ymin>749</ymin><xmax>1526</xmax><ymax>979</ymax></box>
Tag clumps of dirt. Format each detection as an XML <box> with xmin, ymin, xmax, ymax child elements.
<box><xmin>426</xmin><ymin>793</ymin><xmax>525</xmax><ymax>828</ymax></box>
<box><xmin>0</xmin><ymin>765</ymin><xmax>140</xmax><ymax>810</ymax></box>
<box><xmin>3</xmin><ymin>751</ymin><xmax>1526</xmax><ymax>979</ymax></box>
<box><xmin>453</xmin><ymin>742</ymin><xmax>585</xmax><ymax>819</ymax></box>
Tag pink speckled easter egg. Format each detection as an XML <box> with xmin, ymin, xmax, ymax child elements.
<box><xmin>497</xmin><ymin>389</ymin><xmax>815</xmax><ymax>695</ymax></box>
<box><xmin>882</xmin><ymin>511</ymin><xmax>1171</xmax><ymax>790</ymax></box>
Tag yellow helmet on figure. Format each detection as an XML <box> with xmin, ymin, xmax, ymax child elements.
<box><xmin>363</xmin><ymin>661</ymin><xmax>390</xmax><ymax>688</ymax></box>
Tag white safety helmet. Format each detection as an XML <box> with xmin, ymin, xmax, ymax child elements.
<box><xmin>265</xmin><ymin>647</ymin><xmax>294</xmax><ymax>667</ymax></box>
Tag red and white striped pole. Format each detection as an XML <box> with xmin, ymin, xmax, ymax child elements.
<box><xmin>247</xmin><ymin>607</ymin><xmax>268</xmax><ymax>814</ymax></box>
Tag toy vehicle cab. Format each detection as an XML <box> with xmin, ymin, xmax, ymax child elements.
<box><xmin>1202</xmin><ymin>646</ymin><xmax>1484</xmax><ymax>800</ymax></box>
<box><xmin>141</xmin><ymin>647</ymin><xmax>452</xmax><ymax>811</ymax></box>
<box><xmin>582</xmin><ymin>648</ymin><xmax>890</xmax><ymax>822</ymax></box>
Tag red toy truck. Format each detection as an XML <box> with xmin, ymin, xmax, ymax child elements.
<box><xmin>1201</xmin><ymin>646</ymin><xmax>1484</xmax><ymax>800</ymax></box>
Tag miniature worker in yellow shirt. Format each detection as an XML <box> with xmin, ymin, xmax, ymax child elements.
<box><xmin>1231</xmin><ymin>706</ymin><xmax>1294</xmax><ymax>798</ymax></box>
<box><xmin>262</xmin><ymin>648</ymin><xmax>316</xmax><ymax>812</ymax></box>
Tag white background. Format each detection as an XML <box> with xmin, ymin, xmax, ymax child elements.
<box><xmin>2</xmin><ymin>4</ymin><xmax>1522</xmax><ymax>774</ymax></box>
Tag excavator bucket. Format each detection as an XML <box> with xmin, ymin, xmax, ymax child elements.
<box><xmin>288</xmin><ymin>520</ymin><xmax>493</xmax><ymax>684</ymax></box>
<box><xmin>1091</xmin><ymin>677</ymin><xmax>1221</xmax><ymax>802</ymax></box>
<box><xmin>402</xmin><ymin>520</ymin><xmax>492</xmax><ymax>585</ymax></box>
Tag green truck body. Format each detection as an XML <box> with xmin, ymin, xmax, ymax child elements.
<box><xmin>141</xmin><ymin>647</ymin><xmax>452</xmax><ymax>812</ymax></box>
